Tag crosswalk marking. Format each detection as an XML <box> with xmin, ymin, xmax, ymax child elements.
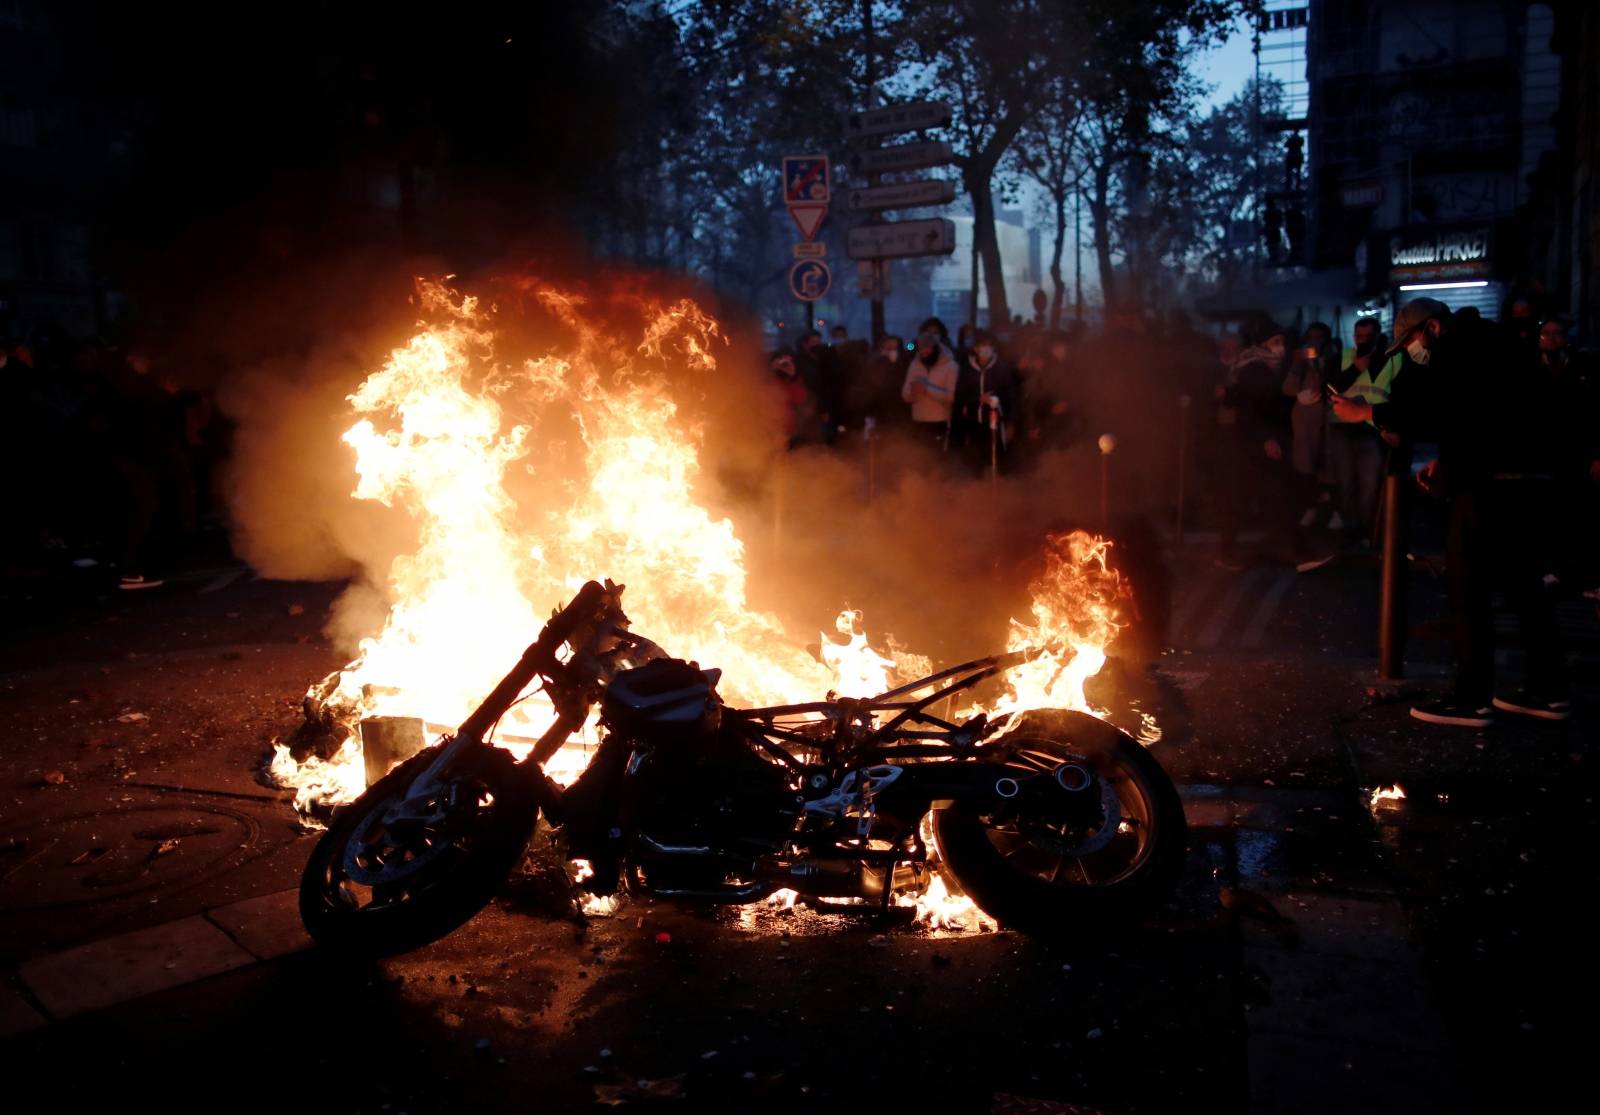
<box><xmin>1240</xmin><ymin>570</ymin><xmax>1297</xmax><ymax>648</ymax></box>
<box><xmin>198</xmin><ymin>569</ymin><xmax>246</xmax><ymax>594</ymax></box>
<box><xmin>1196</xmin><ymin>568</ymin><xmax>1270</xmax><ymax>649</ymax></box>
<box><xmin>1170</xmin><ymin>565</ymin><xmax>1227</xmax><ymax>642</ymax></box>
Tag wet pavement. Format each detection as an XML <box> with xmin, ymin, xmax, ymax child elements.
<box><xmin>0</xmin><ymin>545</ymin><xmax>1595</xmax><ymax>1112</ymax></box>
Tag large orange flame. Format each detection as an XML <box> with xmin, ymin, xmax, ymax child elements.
<box><xmin>269</xmin><ymin>278</ymin><xmax>1132</xmax><ymax>933</ymax></box>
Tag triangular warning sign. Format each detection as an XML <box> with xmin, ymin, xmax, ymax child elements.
<box><xmin>788</xmin><ymin>203</ymin><xmax>828</xmax><ymax>242</ymax></box>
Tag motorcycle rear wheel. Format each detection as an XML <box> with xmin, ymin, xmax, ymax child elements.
<box><xmin>299</xmin><ymin>742</ymin><xmax>538</xmax><ymax>957</ymax></box>
<box><xmin>933</xmin><ymin>709</ymin><xmax>1186</xmax><ymax>937</ymax></box>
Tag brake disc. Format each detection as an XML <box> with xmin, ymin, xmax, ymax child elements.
<box><xmin>342</xmin><ymin>785</ymin><xmax>467</xmax><ymax>887</ymax></box>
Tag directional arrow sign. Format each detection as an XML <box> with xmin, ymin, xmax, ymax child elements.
<box><xmin>847</xmin><ymin>141</ymin><xmax>953</xmax><ymax>177</ymax></box>
<box><xmin>848</xmin><ymin>178</ymin><xmax>957</xmax><ymax>212</ymax></box>
<box><xmin>789</xmin><ymin>259</ymin><xmax>831</xmax><ymax>302</ymax></box>
<box><xmin>843</xmin><ymin>100</ymin><xmax>952</xmax><ymax>140</ymax></box>
<box><xmin>846</xmin><ymin>218</ymin><xmax>957</xmax><ymax>261</ymax></box>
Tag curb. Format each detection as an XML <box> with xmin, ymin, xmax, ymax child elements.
<box><xmin>3</xmin><ymin>888</ymin><xmax>307</xmax><ymax>1036</ymax></box>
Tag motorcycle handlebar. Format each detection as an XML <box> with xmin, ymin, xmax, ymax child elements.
<box><xmin>454</xmin><ymin>579</ymin><xmax>611</xmax><ymax>743</ymax></box>
<box><xmin>531</xmin><ymin>580</ymin><xmax>608</xmax><ymax>664</ymax></box>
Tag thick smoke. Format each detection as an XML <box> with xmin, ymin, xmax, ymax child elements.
<box><xmin>215</xmin><ymin>264</ymin><xmax>1159</xmax><ymax>683</ymax></box>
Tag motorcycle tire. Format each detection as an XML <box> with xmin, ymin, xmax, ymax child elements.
<box><xmin>933</xmin><ymin>709</ymin><xmax>1186</xmax><ymax>937</ymax></box>
<box><xmin>299</xmin><ymin>742</ymin><xmax>539</xmax><ymax>957</ymax></box>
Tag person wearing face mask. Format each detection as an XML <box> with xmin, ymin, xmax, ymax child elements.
<box><xmin>849</xmin><ymin>333</ymin><xmax>906</xmax><ymax>433</ymax></box>
<box><xmin>901</xmin><ymin>329</ymin><xmax>959</xmax><ymax>447</ymax></box>
<box><xmin>951</xmin><ymin>330</ymin><xmax>1017</xmax><ymax>475</ymax></box>
<box><xmin>1325</xmin><ymin>316</ymin><xmax>1401</xmax><ymax>542</ymax></box>
<box><xmin>1333</xmin><ymin>297</ymin><xmax>1568</xmax><ymax>727</ymax></box>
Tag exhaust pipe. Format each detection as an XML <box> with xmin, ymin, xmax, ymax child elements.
<box><xmin>1053</xmin><ymin>763</ymin><xmax>1093</xmax><ymax>792</ymax></box>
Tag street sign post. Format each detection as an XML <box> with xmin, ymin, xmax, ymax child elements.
<box><xmin>856</xmin><ymin>261</ymin><xmax>889</xmax><ymax>300</ymax></box>
<box><xmin>847</xmin><ymin>141</ymin><xmax>952</xmax><ymax>176</ymax></box>
<box><xmin>847</xmin><ymin>178</ymin><xmax>957</xmax><ymax>212</ymax></box>
<box><xmin>843</xmin><ymin>99</ymin><xmax>952</xmax><ymax>140</ymax></box>
<box><xmin>789</xmin><ymin>259</ymin><xmax>831</xmax><ymax>302</ymax></box>
<box><xmin>846</xmin><ymin>218</ymin><xmax>957</xmax><ymax>261</ymax></box>
<box><xmin>782</xmin><ymin>155</ymin><xmax>830</xmax><ymax>204</ymax></box>
<box><xmin>842</xmin><ymin>97</ymin><xmax>957</xmax><ymax>340</ymax></box>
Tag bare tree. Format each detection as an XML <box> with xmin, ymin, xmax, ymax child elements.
<box><xmin>1013</xmin><ymin>75</ymin><xmax>1084</xmax><ymax>328</ymax></box>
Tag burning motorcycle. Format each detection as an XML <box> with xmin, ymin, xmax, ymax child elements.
<box><xmin>300</xmin><ymin>580</ymin><xmax>1186</xmax><ymax>955</ymax></box>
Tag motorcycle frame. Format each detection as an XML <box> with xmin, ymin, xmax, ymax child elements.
<box><xmin>401</xmin><ymin>583</ymin><xmax>1077</xmax><ymax>903</ymax></box>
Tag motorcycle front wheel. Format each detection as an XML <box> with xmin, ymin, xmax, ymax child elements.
<box><xmin>933</xmin><ymin>709</ymin><xmax>1186</xmax><ymax>936</ymax></box>
<box><xmin>299</xmin><ymin>742</ymin><xmax>538</xmax><ymax>957</ymax></box>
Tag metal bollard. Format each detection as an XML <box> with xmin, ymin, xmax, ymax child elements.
<box><xmin>1098</xmin><ymin>433</ymin><xmax>1117</xmax><ymax>529</ymax></box>
<box><xmin>1378</xmin><ymin>473</ymin><xmax>1407</xmax><ymax>679</ymax></box>
<box><xmin>1176</xmin><ymin>395</ymin><xmax>1191</xmax><ymax>544</ymax></box>
<box><xmin>864</xmin><ymin>416</ymin><xmax>878</xmax><ymax>504</ymax></box>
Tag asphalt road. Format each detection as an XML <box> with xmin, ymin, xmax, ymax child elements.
<box><xmin>1</xmin><ymin>545</ymin><xmax>1594</xmax><ymax>1113</ymax></box>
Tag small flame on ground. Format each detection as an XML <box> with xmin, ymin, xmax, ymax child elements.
<box><xmin>569</xmin><ymin>858</ymin><xmax>619</xmax><ymax>916</ymax></box>
<box><xmin>896</xmin><ymin>873</ymin><xmax>996</xmax><ymax>933</ymax></box>
<box><xmin>1369</xmin><ymin>784</ymin><xmax>1407</xmax><ymax>809</ymax></box>
<box><xmin>269</xmin><ymin>739</ymin><xmax>364</xmax><ymax>820</ymax></box>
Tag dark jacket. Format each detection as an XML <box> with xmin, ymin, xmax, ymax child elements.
<box><xmin>1371</xmin><ymin>315</ymin><xmax>1552</xmax><ymax>489</ymax></box>
<box><xmin>1221</xmin><ymin>343</ymin><xmax>1290</xmax><ymax>448</ymax></box>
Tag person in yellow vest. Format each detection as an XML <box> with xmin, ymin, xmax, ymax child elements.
<box><xmin>1324</xmin><ymin>316</ymin><xmax>1399</xmax><ymax>543</ymax></box>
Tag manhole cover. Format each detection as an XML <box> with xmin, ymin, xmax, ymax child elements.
<box><xmin>0</xmin><ymin>803</ymin><xmax>259</xmax><ymax>910</ymax></box>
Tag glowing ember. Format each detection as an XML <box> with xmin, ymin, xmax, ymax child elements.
<box><xmin>266</xmin><ymin>278</ymin><xmax>1134</xmax><ymax>936</ymax></box>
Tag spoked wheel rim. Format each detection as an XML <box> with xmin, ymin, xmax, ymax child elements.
<box><xmin>976</xmin><ymin>738</ymin><xmax>1160</xmax><ymax>889</ymax></box>
<box><xmin>316</xmin><ymin>775</ymin><xmax>502</xmax><ymax>917</ymax></box>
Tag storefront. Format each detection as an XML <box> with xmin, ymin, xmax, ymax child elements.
<box><xmin>1370</xmin><ymin>222</ymin><xmax>1503</xmax><ymax>324</ymax></box>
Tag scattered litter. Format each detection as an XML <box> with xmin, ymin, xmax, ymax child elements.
<box><xmin>42</xmin><ymin>771</ymin><xmax>67</xmax><ymax>785</ymax></box>
<box><xmin>116</xmin><ymin>711</ymin><xmax>149</xmax><ymax>724</ymax></box>
<box><xmin>594</xmin><ymin>1074</ymin><xmax>685</xmax><ymax>1105</ymax></box>
<box><xmin>1086</xmin><ymin>1027</ymin><xmax>1104</xmax><ymax>1040</ymax></box>
<box><xmin>654</xmin><ymin>931</ymin><xmax>672</xmax><ymax>945</ymax></box>
<box><xmin>287</xmin><ymin>603</ymin><xmax>306</xmax><ymax>616</ymax></box>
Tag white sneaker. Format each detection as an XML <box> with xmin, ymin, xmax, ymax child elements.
<box><xmin>1327</xmin><ymin>511</ymin><xmax>1344</xmax><ymax>531</ymax></box>
<box><xmin>119</xmin><ymin>574</ymin><xmax>165</xmax><ymax>591</ymax></box>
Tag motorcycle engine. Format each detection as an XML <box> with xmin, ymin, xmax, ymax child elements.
<box><xmin>601</xmin><ymin>659</ymin><xmax>798</xmax><ymax>889</ymax></box>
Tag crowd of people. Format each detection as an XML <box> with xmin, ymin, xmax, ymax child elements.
<box><xmin>768</xmin><ymin>296</ymin><xmax>1598</xmax><ymax>729</ymax></box>
<box><xmin>766</xmin><ymin>314</ymin><xmax>1166</xmax><ymax>478</ymax></box>
<box><xmin>1</xmin><ymin>330</ymin><xmax>222</xmax><ymax>591</ymax></box>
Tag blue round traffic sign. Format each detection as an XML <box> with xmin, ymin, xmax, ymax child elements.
<box><xmin>789</xmin><ymin>260</ymin><xmax>831</xmax><ymax>302</ymax></box>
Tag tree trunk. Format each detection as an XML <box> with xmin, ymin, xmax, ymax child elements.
<box><xmin>1090</xmin><ymin>159</ymin><xmax>1116</xmax><ymax>311</ymax></box>
<box><xmin>1049</xmin><ymin>188</ymin><xmax>1067</xmax><ymax>330</ymax></box>
<box><xmin>966</xmin><ymin>166</ymin><xmax>1010</xmax><ymax>330</ymax></box>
